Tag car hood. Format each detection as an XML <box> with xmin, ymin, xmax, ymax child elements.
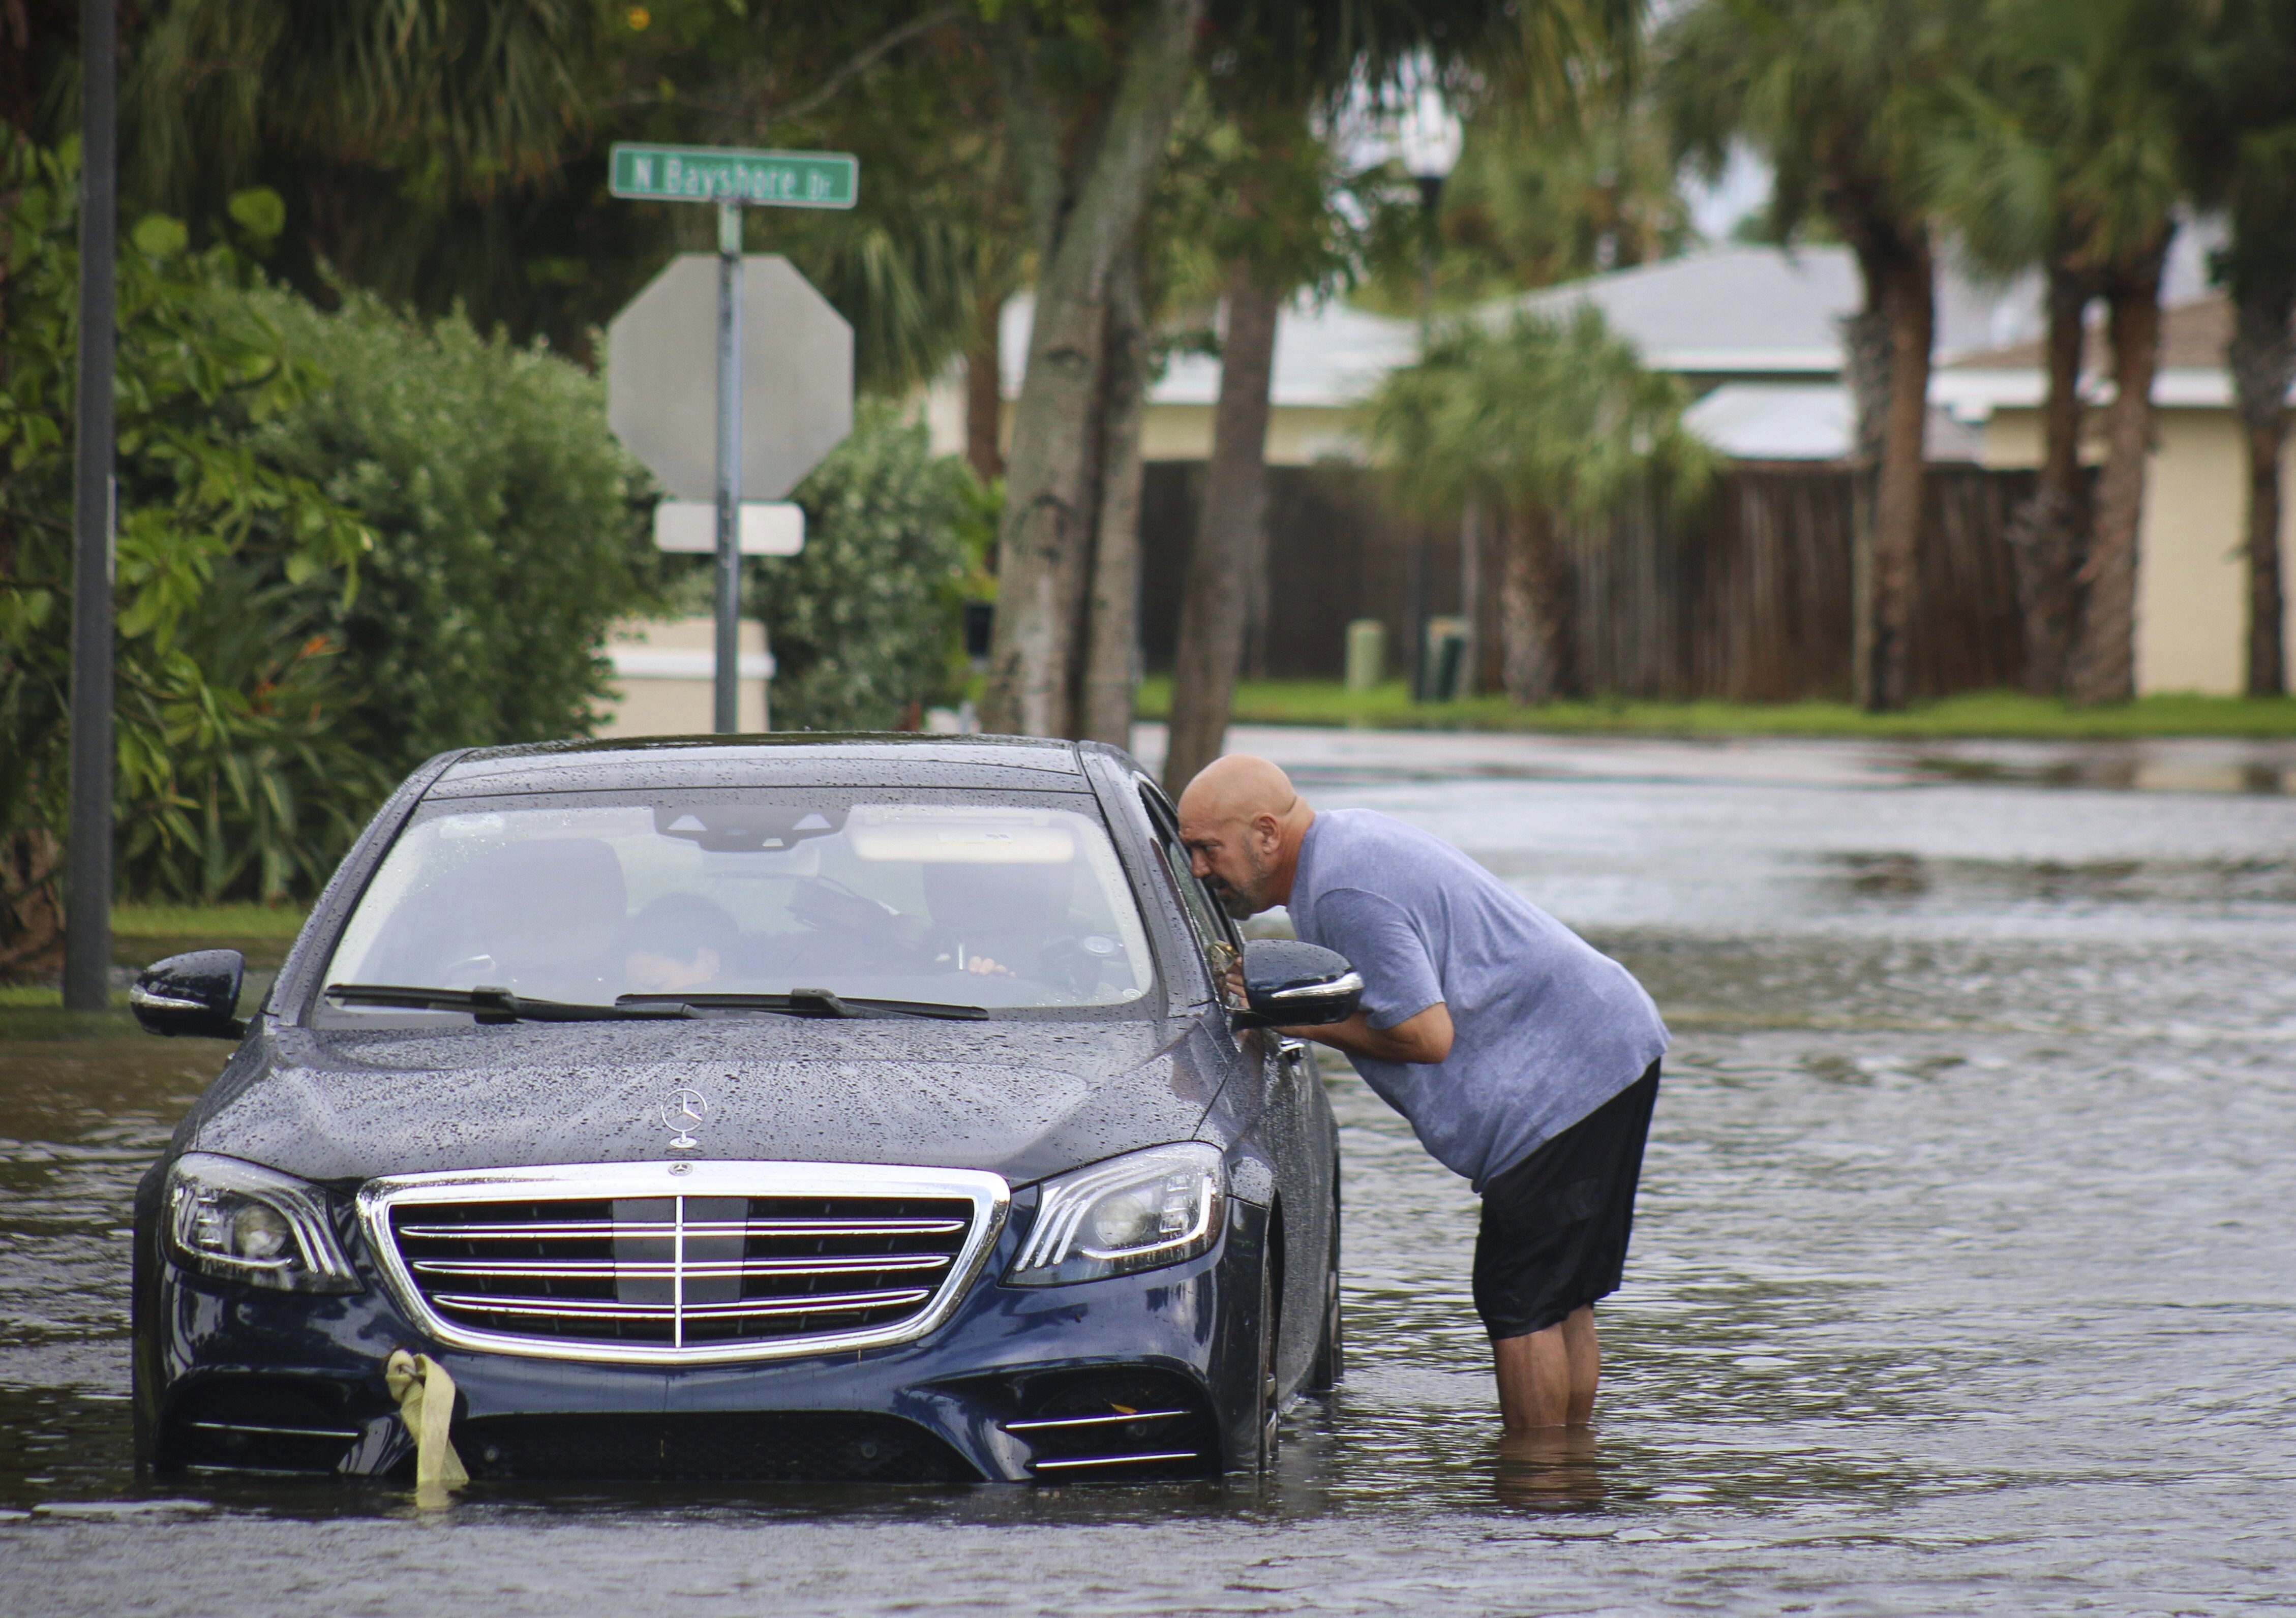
<box><xmin>185</xmin><ymin>1014</ymin><xmax>1226</xmax><ymax>1187</ymax></box>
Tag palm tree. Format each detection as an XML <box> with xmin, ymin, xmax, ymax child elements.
<box><xmin>1931</xmin><ymin>0</ymin><xmax>2190</xmax><ymax>707</ymax></box>
<box><xmin>1660</xmin><ymin>0</ymin><xmax>1976</xmax><ymax>712</ymax></box>
<box><xmin>1161</xmin><ymin>93</ymin><xmax>1352</xmax><ymax>787</ymax></box>
<box><xmin>2181</xmin><ymin>0</ymin><xmax>2296</xmax><ymax>697</ymax></box>
<box><xmin>979</xmin><ymin>0</ymin><xmax>1627</xmax><ymax>743</ymax></box>
<box><xmin>1921</xmin><ymin>0</ymin><xmax>2189</xmax><ymax>700</ymax></box>
<box><xmin>1364</xmin><ymin>306</ymin><xmax>1712</xmax><ymax>704</ymax></box>
<box><xmin>1157</xmin><ymin>3</ymin><xmax>1642</xmax><ymax>785</ymax></box>
<box><xmin>124</xmin><ymin>0</ymin><xmax>604</xmax><ymax>330</ymax></box>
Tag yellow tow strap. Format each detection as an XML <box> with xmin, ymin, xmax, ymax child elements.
<box><xmin>384</xmin><ymin>1349</ymin><xmax>470</xmax><ymax>1498</ymax></box>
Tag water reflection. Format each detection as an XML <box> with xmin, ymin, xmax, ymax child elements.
<box><xmin>1492</xmin><ymin>1428</ymin><xmax>1606</xmax><ymax>1512</ymax></box>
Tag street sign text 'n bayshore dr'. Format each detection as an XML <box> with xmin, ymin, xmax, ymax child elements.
<box><xmin>611</xmin><ymin>144</ymin><xmax>858</xmax><ymax>209</ymax></box>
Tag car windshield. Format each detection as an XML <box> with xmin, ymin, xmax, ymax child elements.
<box><xmin>320</xmin><ymin>789</ymin><xmax>1157</xmax><ymax>1016</ymax></box>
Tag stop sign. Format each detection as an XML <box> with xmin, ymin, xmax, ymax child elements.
<box><xmin>606</xmin><ymin>254</ymin><xmax>854</xmax><ymax>502</ymax></box>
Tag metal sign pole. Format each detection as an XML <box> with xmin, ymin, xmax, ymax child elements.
<box><xmin>64</xmin><ymin>0</ymin><xmax>117</xmax><ymax>1011</ymax></box>
<box><xmin>713</xmin><ymin>201</ymin><xmax>743</xmax><ymax>734</ymax></box>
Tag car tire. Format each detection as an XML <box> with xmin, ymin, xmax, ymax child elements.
<box><xmin>1254</xmin><ymin>1242</ymin><xmax>1281</xmax><ymax>1474</ymax></box>
<box><xmin>1306</xmin><ymin>1180</ymin><xmax>1343</xmax><ymax>1392</ymax></box>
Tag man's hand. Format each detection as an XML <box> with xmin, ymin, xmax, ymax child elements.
<box><xmin>1280</xmin><ymin>1002</ymin><xmax>1453</xmax><ymax>1065</ymax></box>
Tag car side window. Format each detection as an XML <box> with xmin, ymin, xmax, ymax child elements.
<box><xmin>1137</xmin><ymin>782</ymin><xmax>1243</xmax><ymax>1009</ymax></box>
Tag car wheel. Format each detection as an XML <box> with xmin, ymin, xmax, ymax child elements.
<box><xmin>1306</xmin><ymin>1183</ymin><xmax>1343</xmax><ymax>1392</ymax></box>
<box><xmin>1255</xmin><ymin>1244</ymin><xmax>1281</xmax><ymax>1474</ymax></box>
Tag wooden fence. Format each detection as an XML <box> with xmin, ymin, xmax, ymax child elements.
<box><xmin>1138</xmin><ymin>460</ymin><xmax>2035</xmax><ymax>701</ymax></box>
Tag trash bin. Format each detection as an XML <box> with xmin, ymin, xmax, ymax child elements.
<box><xmin>1423</xmin><ymin>616</ymin><xmax>1468</xmax><ymax>703</ymax></box>
<box><xmin>1345</xmin><ymin>619</ymin><xmax>1385</xmax><ymax>694</ymax></box>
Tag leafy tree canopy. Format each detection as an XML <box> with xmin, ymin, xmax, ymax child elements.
<box><xmin>243</xmin><ymin>285</ymin><xmax>662</xmax><ymax>771</ymax></box>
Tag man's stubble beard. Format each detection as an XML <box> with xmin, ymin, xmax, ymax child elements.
<box><xmin>1212</xmin><ymin>843</ymin><xmax>1274</xmax><ymax>919</ymax></box>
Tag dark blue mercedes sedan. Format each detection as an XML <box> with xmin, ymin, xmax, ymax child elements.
<box><xmin>128</xmin><ymin>735</ymin><xmax>1362</xmax><ymax>1486</ymax></box>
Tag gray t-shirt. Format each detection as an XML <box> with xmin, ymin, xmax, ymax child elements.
<box><xmin>1288</xmin><ymin>808</ymin><xmax>1668</xmax><ymax>1190</ymax></box>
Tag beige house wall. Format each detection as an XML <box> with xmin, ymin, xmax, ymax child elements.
<box><xmin>920</xmin><ymin>382</ymin><xmax>1370</xmax><ymax>469</ymax></box>
<box><xmin>1981</xmin><ymin>406</ymin><xmax>2296</xmax><ymax>695</ymax></box>
<box><xmin>596</xmin><ymin>617</ymin><xmax>770</xmax><ymax>737</ymax></box>
<box><xmin>1135</xmin><ymin>403</ymin><xmax>1367</xmax><ymax>466</ymax></box>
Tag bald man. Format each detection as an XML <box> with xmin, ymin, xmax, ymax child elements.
<box><xmin>1177</xmin><ymin>754</ymin><xmax>1666</xmax><ymax>1432</ymax></box>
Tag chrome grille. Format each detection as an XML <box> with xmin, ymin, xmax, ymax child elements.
<box><xmin>360</xmin><ymin>1162</ymin><xmax>1008</xmax><ymax>1365</ymax></box>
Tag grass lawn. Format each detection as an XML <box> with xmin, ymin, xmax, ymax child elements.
<box><xmin>1129</xmin><ymin>679</ymin><xmax>2296</xmax><ymax>739</ymax></box>
<box><xmin>4</xmin><ymin>904</ymin><xmax>310</xmax><ymax>1026</ymax></box>
<box><xmin>113</xmin><ymin>902</ymin><xmax>311</xmax><ymax>940</ymax></box>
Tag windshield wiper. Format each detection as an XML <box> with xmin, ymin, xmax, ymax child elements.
<box><xmin>326</xmin><ymin>984</ymin><xmax>694</xmax><ymax>1024</ymax></box>
<box><xmin>615</xmin><ymin>988</ymin><xmax>988</xmax><ymax>1022</ymax></box>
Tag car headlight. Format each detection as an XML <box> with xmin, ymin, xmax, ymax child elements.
<box><xmin>1005</xmin><ymin>1143</ymin><xmax>1226</xmax><ymax>1286</ymax></box>
<box><xmin>165</xmin><ymin>1152</ymin><xmax>358</xmax><ymax>1292</ymax></box>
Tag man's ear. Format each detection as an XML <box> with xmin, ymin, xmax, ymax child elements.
<box><xmin>1253</xmin><ymin>811</ymin><xmax>1284</xmax><ymax>850</ymax></box>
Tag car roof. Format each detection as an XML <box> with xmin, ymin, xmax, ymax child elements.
<box><xmin>426</xmin><ymin>733</ymin><xmax>1099</xmax><ymax>799</ymax></box>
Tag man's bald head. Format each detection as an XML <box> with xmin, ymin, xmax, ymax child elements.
<box><xmin>1175</xmin><ymin>754</ymin><xmax>1314</xmax><ymax>918</ymax></box>
<box><xmin>1177</xmin><ymin>753</ymin><xmax>1300</xmax><ymax>827</ymax></box>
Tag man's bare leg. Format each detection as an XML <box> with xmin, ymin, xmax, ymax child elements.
<box><xmin>1493</xmin><ymin>1306</ymin><xmax>1601</xmax><ymax>1430</ymax></box>
<box><xmin>1561</xmin><ymin>1305</ymin><xmax>1599</xmax><ymax>1425</ymax></box>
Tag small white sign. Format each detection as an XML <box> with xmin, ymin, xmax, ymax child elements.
<box><xmin>652</xmin><ymin>501</ymin><xmax>806</xmax><ymax>556</ymax></box>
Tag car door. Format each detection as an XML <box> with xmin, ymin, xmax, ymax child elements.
<box><xmin>1134</xmin><ymin>778</ymin><xmax>1335</xmax><ymax>1397</ymax></box>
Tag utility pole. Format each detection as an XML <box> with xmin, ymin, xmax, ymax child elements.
<box><xmin>63</xmin><ymin>0</ymin><xmax>116</xmax><ymax>1011</ymax></box>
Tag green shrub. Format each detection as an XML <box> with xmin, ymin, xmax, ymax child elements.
<box><xmin>739</xmin><ymin>401</ymin><xmax>979</xmax><ymax>731</ymax></box>
<box><xmin>245</xmin><ymin>288</ymin><xmax>662</xmax><ymax>768</ymax></box>
<box><xmin>1</xmin><ymin>136</ymin><xmax>378</xmax><ymax>963</ymax></box>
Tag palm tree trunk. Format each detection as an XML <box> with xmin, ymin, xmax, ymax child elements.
<box><xmin>2068</xmin><ymin>238</ymin><xmax>2170</xmax><ymax>707</ymax></box>
<box><xmin>1079</xmin><ymin>252</ymin><xmax>1148</xmax><ymax>748</ymax></box>
<box><xmin>2003</xmin><ymin>257</ymin><xmax>2090</xmax><ymax>695</ymax></box>
<box><xmin>1864</xmin><ymin>230</ymin><xmax>1934</xmax><ymax>712</ymax></box>
<box><xmin>1839</xmin><ymin>301</ymin><xmax>1889</xmax><ymax>706</ymax></box>
<box><xmin>2229</xmin><ymin>281</ymin><xmax>2294</xmax><ymax>697</ymax></box>
<box><xmin>964</xmin><ymin>282</ymin><xmax>1004</xmax><ymax>484</ymax></box>
<box><xmin>981</xmin><ymin>0</ymin><xmax>1201</xmax><ymax>738</ymax></box>
<box><xmin>1164</xmin><ymin>261</ymin><xmax>1281</xmax><ymax>793</ymax></box>
<box><xmin>1499</xmin><ymin>504</ymin><xmax>1570</xmax><ymax>705</ymax></box>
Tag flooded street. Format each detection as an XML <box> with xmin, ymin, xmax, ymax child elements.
<box><xmin>4</xmin><ymin>730</ymin><xmax>2292</xmax><ymax>1614</ymax></box>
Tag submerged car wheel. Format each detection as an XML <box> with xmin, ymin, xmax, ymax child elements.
<box><xmin>1255</xmin><ymin>1243</ymin><xmax>1281</xmax><ymax>1474</ymax></box>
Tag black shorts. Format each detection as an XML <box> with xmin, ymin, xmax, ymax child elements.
<box><xmin>1472</xmin><ymin>1061</ymin><xmax>1659</xmax><ymax>1340</ymax></box>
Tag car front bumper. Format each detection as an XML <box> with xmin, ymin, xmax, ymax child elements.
<box><xmin>134</xmin><ymin>1187</ymin><xmax>1272</xmax><ymax>1486</ymax></box>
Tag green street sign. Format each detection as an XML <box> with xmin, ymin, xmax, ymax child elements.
<box><xmin>610</xmin><ymin>144</ymin><xmax>858</xmax><ymax>209</ymax></box>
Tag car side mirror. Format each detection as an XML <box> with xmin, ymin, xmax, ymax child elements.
<box><xmin>1235</xmin><ymin>938</ymin><xmax>1363</xmax><ymax>1028</ymax></box>
<box><xmin>131</xmin><ymin>950</ymin><xmax>248</xmax><ymax>1040</ymax></box>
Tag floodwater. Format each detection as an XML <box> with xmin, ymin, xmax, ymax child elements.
<box><xmin>4</xmin><ymin>730</ymin><xmax>2293</xmax><ymax>1614</ymax></box>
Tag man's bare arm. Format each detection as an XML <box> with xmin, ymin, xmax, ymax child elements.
<box><xmin>1281</xmin><ymin>1002</ymin><xmax>1454</xmax><ymax>1065</ymax></box>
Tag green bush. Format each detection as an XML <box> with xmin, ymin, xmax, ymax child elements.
<box><xmin>737</xmin><ymin>401</ymin><xmax>980</xmax><ymax>731</ymax></box>
<box><xmin>1</xmin><ymin>136</ymin><xmax>378</xmax><ymax>963</ymax></box>
<box><xmin>3</xmin><ymin>133</ymin><xmax>667</xmax><ymax>971</ymax></box>
<box><xmin>246</xmin><ymin>288</ymin><xmax>661</xmax><ymax>768</ymax></box>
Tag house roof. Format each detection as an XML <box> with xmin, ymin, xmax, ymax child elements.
<box><xmin>987</xmin><ymin>241</ymin><xmax>2234</xmax><ymax>420</ymax></box>
<box><xmin>1506</xmin><ymin>247</ymin><xmax>2044</xmax><ymax>375</ymax></box>
<box><xmin>1946</xmin><ymin>293</ymin><xmax>2241</xmax><ymax>372</ymax></box>
<box><xmin>1934</xmin><ymin>293</ymin><xmax>2295</xmax><ymax>415</ymax></box>
<box><xmin>999</xmin><ymin>293</ymin><xmax>1415</xmax><ymax>411</ymax></box>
